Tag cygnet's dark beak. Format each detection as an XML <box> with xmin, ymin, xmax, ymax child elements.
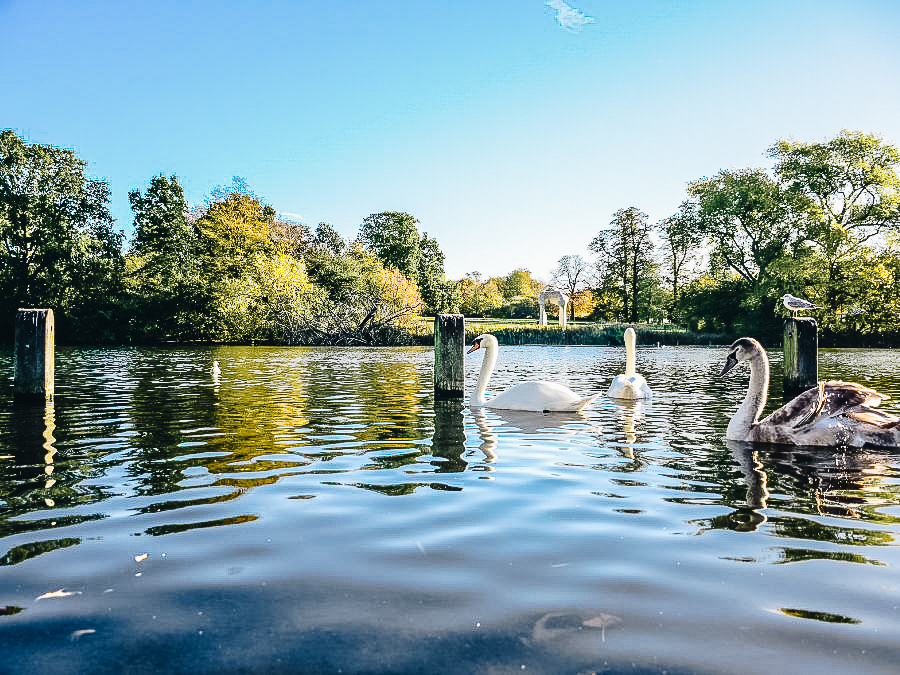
<box><xmin>720</xmin><ymin>353</ymin><xmax>738</xmax><ymax>376</ymax></box>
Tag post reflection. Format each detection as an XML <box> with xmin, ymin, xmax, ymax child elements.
<box><xmin>8</xmin><ymin>400</ymin><xmax>58</xmax><ymax>506</ymax></box>
<box><xmin>431</xmin><ymin>399</ymin><xmax>468</xmax><ymax>472</ymax></box>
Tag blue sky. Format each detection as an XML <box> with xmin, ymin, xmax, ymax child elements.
<box><xmin>3</xmin><ymin>0</ymin><xmax>899</xmax><ymax>280</ymax></box>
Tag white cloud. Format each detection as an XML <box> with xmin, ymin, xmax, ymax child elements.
<box><xmin>278</xmin><ymin>211</ymin><xmax>306</xmax><ymax>222</ymax></box>
<box><xmin>546</xmin><ymin>0</ymin><xmax>596</xmax><ymax>32</ymax></box>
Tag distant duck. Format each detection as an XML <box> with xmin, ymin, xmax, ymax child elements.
<box><xmin>211</xmin><ymin>360</ymin><xmax>221</xmax><ymax>380</ymax></box>
<box><xmin>467</xmin><ymin>333</ymin><xmax>599</xmax><ymax>412</ymax></box>
<box><xmin>780</xmin><ymin>293</ymin><xmax>819</xmax><ymax>317</ymax></box>
<box><xmin>606</xmin><ymin>327</ymin><xmax>652</xmax><ymax>399</ymax></box>
<box><xmin>721</xmin><ymin>337</ymin><xmax>900</xmax><ymax>447</ymax></box>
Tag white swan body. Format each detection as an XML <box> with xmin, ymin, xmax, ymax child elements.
<box><xmin>606</xmin><ymin>327</ymin><xmax>652</xmax><ymax>399</ymax></box>
<box><xmin>722</xmin><ymin>337</ymin><xmax>900</xmax><ymax>447</ymax></box>
<box><xmin>467</xmin><ymin>334</ymin><xmax>599</xmax><ymax>412</ymax></box>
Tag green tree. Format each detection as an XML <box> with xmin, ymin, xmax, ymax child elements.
<box><xmin>416</xmin><ymin>232</ymin><xmax>450</xmax><ymax>314</ymax></box>
<box><xmin>679</xmin><ymin>273</ymin><xmax>748</xmax><ymax>334</ymax></box>
<box><xmin>357</xmin><ymin>211</ymin><xmax>421</xmax><ymax>279</ymax></box>
<box><xmin>126</xmin><ymin>174</ymin><xmax>205</xmax><ymax>340</ymax></box>
<box><xmin>492</xmin><ymin>268</ymin><xmax>542</xmax><ymax>318</ymax></box>
<box><xmin>658</xmin><ymin>200</ymin><xmax>703</xmax><ymax>322</ymax></box>
<box><xmin>193</xmin><ymin>191</ymin><xmax>303</xmax><ymax>341</ymax></box>
<box><xmin>687</xmin><ymin>168</ymin><xmax>803</xmax><ymax>293</ymax></box>
<box><xmin>356</xmin><ymin>211</ymin><xmax>450</xmax><ymax>315</ymax></box>
<box><xmin>312</xmin><ymin>222</ymin><xmax>346</xmax><ymax>255</ymax></box>
<box><xmin>770</xmin><ymin>130</ymin><xmax>900</xmax><ymax>320</ymax></box>
<box><xmin>590</xmin><ymin>207</ymin><xmax>656</xmax><ymax>322</ymax></box>
<box><xmin>458</xmin><ymin>272</ymin><xmax>503</xmax><ymax>317</ymax></box>
<box><xmin>0</xmin><ymin>129</ymin><xmax>124</xmax><ymax>341</ymax></box>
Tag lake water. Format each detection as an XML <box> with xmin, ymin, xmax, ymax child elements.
<box><xmin>1</xmin><ymin>343</ymin><xmax>900</xmax><ymax>674</ymax></box>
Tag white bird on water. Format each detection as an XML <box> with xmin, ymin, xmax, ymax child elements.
<box><xmin>466</xmin><ymin>333</ymin><xmax>599</xmax><ymax>412</ymax></box>
<box><xmin>780</xmin><ymin>293</ymin><xmax>819</xmax><ymax>317</ymax></box>
<box><xmin>606</xmin><ymin>327</ymin><xmax>652</xmax><ymax>400</ymax></box>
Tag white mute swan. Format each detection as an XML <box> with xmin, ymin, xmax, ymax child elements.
<box><xmin>606</xmin><ymin>327</ymin><xmax>652</xmax><ymax>399</ymax></box>
<box><xmin>721</xmin><ymin>337</ymin><xmax>900</xmax><ymax>447</ymax></box>
<box><xmin>467</xmin><ymin>334</ymin><xmax>599</xmax><ymax>412</ymax></box>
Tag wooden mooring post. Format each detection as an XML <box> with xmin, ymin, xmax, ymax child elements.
<box><xmin>783</xmin><ymin>317</ymin><xmax>817</xmax><ymax>399</ymax></box>
<box><xmin>434</xmin><ymin>314</ymin><xmax>465</xmax><ymax>399</ymax></box>
<box><xmin>14</xmin><ymin>309</ymin><xmax>55</xmax><ymax>400</ymax></box>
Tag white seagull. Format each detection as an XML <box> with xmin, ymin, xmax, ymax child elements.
<box><xmin>780</xmin><ymin>293</ymin><xmax>819</xmax><ymax>317</ymax></box>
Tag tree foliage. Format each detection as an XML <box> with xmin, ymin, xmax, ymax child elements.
<box><xmin>770</xmin><ymin>130</ymin><xmax>900</xmax><ymax>321</ymax></box>
<box><xmin>0</xmin><ymin>129</ymin><xmax>124</xmax><ymax>341</ymax></box>
<box><xmin>590</xmin><ymin>207</ymin><xmax>656</xmax><ymax>322</ymax></box>
<box><xmin>550</xmin><ymin>255</ymin><xmax>592</xmax><ymax>320</ymax></box>
<box><xmin>356</xmin><ymin>211</ymin><xmax>450</xmax><ymax>314</ymax></box>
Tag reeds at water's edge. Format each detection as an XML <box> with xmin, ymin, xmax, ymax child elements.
<box><xmin>407</xmin><ymin>320</ymin><xmax>732</xmax><ymax>347</ymax></box>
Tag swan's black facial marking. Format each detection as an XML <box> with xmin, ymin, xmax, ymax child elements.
<box><xmin>467</xmin><ymin>337</ymin><xmax>483</xmax><ymax>354</ymax></box>
<box><xmin>721</xmin><ymin>338</ymin><xmax>761</xmax><ymax>376</ymax></box>
<box><xmin>720</xmin><ymin>351</ymin><xmax>739</xmax><ymax>376</ymax></box>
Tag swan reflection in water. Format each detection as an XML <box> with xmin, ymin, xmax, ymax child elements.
<box><xmin>468</xmin><ymin>406</ymin><xmax>601</xmax><ymax>465</ymax></box>
<box><xmin>726</xmin><ymin>439</ymin><xmax>899</xmax><ymax>532</ymax></box>
<box><xmin>606</xmin><ymin>399</ymin><xmax>648</xmax><ymax>459</ymax></box>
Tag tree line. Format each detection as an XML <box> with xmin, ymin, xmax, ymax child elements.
<box><xmin>2</xmin><ymin>128</ymin><xmax>898</xmax><ymax>346</ymax></box>
<box><xmin>0</xmin><ymin>130</ymin><xmax>460</xmax><ymax>345</ymax></box>
<box><xmin>460</xmin><ymin>130</ymin><xmax>900</xmax><ymax>345</ymax></box>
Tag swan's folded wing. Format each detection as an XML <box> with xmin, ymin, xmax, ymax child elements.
<box><xmin>761</xmin><ymin>386</ymin><xmax>822</xmax><ymax>428</ymax></box>
<box><xmin>820</xmin><ymin>381</ymin><xmax>889</xmax><ymax>415</ymax></box>
<box><xmin>844</xmin><ymin>407</ymin><xmax>900</xmax><ymax>428</ymax></box>
<box><xmin>762</xmin><ymin>380</ymin><xmax>890</xmax><ymax>430</ymax></box>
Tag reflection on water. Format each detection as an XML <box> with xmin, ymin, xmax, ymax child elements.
<box><xmin>0</xmin><ymin>344</ymin><xmax>899</xmax><ymax>674</ymax></box>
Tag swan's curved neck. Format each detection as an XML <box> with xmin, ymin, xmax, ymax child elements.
<box><xmin>625</xmin><ymin>330</ymin><xmax>636</xmax><ymax>376</ymax></box>
<box><xmin>727</xmin><ymin>349</ymin><xmax>769</xmax><ymax>438</ymax></box>
<box><xmin>472</xmin><ymin>336</ymin><xmax>498</xmax><ymax>405</ymax></box>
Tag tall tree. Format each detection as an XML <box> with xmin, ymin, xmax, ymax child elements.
<box><xmin>311</xmin><ymin>222</ymin><xmax>346</xmax><ymax>255</ymax></box>
<box><xmin>356</xmin><ymin>211</ymin><xmax>449</xmax><ymax>314</ymax></box>
<box><xmin>658</xmin><ymin>200</ymin><xmax>704</xmax><ymax>322</ymax></box>
<box><xmin>550</xmin><ymin>255</ymin><xmax>592</xmax><ymax>320</ymax></box>
<box><xmin>686</xmin><ymin>169</ymin><xmax>804</xmax><ymax>295</ymax></box>
<box><xmin>416</xmin><ymin>231</ymin><xmax>448</xmax><ymax>314</ymax></box>
<box><xmin>770</xmin><ymin>130</ymin><xmax>900</xmax><ymax>317</ymax></box>
<box><xmin>590</xmin><ymin>207</ymin><xmax>655</xmax><ymax>322</ymax></box>
<box><xmin>0</xmin><ymin>129</ymin><xmax>124</xmax><ymax>340</ymax></box>
<box><xmin>356</xmin><ymin>211</ymin><xmax>421</xmax><ymax>279</ymax></box>
<box><xmin>126</xmin><ymin>174</ymin><xmax>205</xmax><ymax>340</ymax></box>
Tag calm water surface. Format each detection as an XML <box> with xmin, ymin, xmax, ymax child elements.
<box><xmin>1</xmin><ymin>343</ymin><xmax>900</xmax><ymax>674</ymax></box>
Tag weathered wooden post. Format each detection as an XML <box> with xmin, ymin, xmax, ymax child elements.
<box><xmin>434</xmin><ymin>314</ymin><xmax>465</xmax><ymax>399</ymax></box>
<box><xmin>783</xmin><ymin>317</ymin><xmax>817</xmax><ymax>399</ymax></box>
<box><xmin>15</xmin><ymin>309</ymin><xmax>55</xmax><ymax>400</ymax></box>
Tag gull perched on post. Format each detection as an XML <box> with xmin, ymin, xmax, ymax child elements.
<box><xmin>780</xmin><ymin>294</ymin><xmax>819</xmax><ymax>317</ymax></box>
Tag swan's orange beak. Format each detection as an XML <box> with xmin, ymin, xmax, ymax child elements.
<box><xmin>467</xmin><ymin>343</ymin><xmax>480</xmax><ymax>354</ymax></box>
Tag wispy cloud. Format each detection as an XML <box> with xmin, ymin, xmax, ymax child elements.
<box><xmin>546</xmin><ymin>0</ymin><xmax>596</xmax><ymax>32</ymax></box>
<box><xmin>278</xmin><ymin>211</ymin><xmax>306</xmax><ymax>222</ymax></box>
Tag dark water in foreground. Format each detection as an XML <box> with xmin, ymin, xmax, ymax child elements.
<box><xmin>1</xmin><ymin>344</ymin><xmax>900</xmax><ymax>674</ymax></box>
